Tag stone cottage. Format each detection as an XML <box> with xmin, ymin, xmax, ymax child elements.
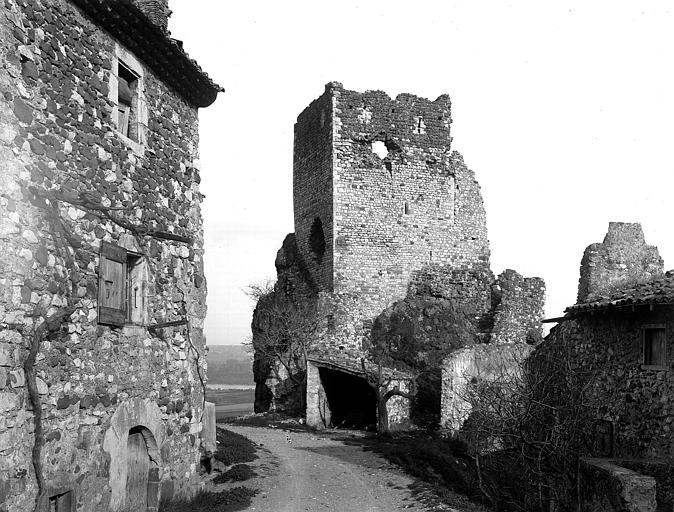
<box><xmin>252</xmin><ymin>82</ymin><xmax>545</xmax><ymax>431</ymax></box>
<box><xmin>0</xmin><ymin>1</ymin><xmax>222</xmax><ymax>511</ymax></box>
<box><xmin>543</xmin><ymin>222</ymin><xmax>674</xmax><ymax>511</ymax></box>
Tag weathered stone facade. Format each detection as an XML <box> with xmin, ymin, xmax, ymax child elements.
<box><xmin>0</xmin><ymin>1</ymin><xmax>221</xmax><ymax>511</ymax></box>
<box><xmin>254</xmin><ymin>83</ymin><xmax>545</xmax><ymax>431</ymax></box>
<box><xmin>542</xmin><ymin>223</ymin><xmax>674</xmax><ymax>510</ymax></box>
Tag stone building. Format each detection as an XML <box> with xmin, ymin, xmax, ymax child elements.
<box><xmin>253</xmin><ymin>83</ymin><xmax>545</xmax><ymax>431</ymax></box>
<box><xmin>542</xmin><ymin>222</ymin><xmax>673</xmax><ymax>511</ymax></box>
<box><xmin>0</xmin><ymin>1</ymin><xmax>221</xmax><ymax>511</ymax></box>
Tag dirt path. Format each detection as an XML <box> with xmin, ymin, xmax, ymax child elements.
<box><xmin>223</xmin><ymin>425</ymin><xmax>465</xmax><ymax>512</ymax></box>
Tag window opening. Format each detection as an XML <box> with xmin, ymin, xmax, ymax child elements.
<box><xmin>308</xmin><ymin>217</ymin><xmax>326</xmax><ymax>264</ymax></box>
<box><xmin>98</xmin><ymin>242</ymin><xmax>147</xmax><ymax>327</ymax></box>
<box><xmin>643</xmin><ymin>327</ymin><xmax>667</xmax><ymax>366</ymax></box>
<box><xmin>404</xmin><ymin>202</ymin><xmax>410</xmax><ymax>215</ymax></box>
<box><xmin>326</xmin><ymin>314</ymin><xmax>335</xmax><ymax>333</ymax></box>
<box><xmin>117</xmin><ymin>62</ymin><xmax>139</xmax><ymax>141</ymax></box>
<box><xmin>49</xmin><ymin>491</ymin><xmax>73</xmax><ymax>512</ymax></box>
<box><xmin>371</xmin><ymin>141</ymin><xmax>388</xmax><ymax>160</ymax></box>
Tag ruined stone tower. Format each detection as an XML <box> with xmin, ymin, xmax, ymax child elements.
<box><xmin>293</xmin><ymin>82</ymin><xmax>491</xmax><ymax>353</ymax></box>
<box><xmin>253</xmin><ymin>83</ymin><xmax>545</xmax><ymax>430</ymax></box>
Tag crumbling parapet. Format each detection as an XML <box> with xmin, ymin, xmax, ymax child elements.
<box><xmin>578</xmin><ymin>222</ymin><xmax>663</xmax><ymax>303</ymax></box>
<box><xmin>491</xmin><ymin>269</ymin><xmax>546</xmax><ymax>344</ymax></box>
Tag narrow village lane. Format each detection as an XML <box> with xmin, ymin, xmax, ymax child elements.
<box><xmin>223</xmin><ymin>425</ymin><xmax>466</xmax><ymax>512</ymax></box>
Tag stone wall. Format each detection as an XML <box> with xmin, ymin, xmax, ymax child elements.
<box><xmin>491</xmin><ymin>269</ymin><xmax>546</xmax><ymax>344</ymax></box>
<box><xmin>0</xmin><ymin>1</ymin><xmax>211</xmax><ymax>510</ymax></box>
<box><xmin>543</xmin><ymin>307</ymin><xmax>674</xmax><ymax>460</ymax></box>
<box><xmin>578</xmin><ymin>459</ymin><xmax>657</xmax><ymax>512</ymax></box>
<box><xmin>577</xmin><ymin>222</ymin><xmax>663</xmax><ymax>303</ymax></box>
<box><xmin>441</xmin><ymin>343</ymin><xmax>533</xmax><ymax>432</ymax></box>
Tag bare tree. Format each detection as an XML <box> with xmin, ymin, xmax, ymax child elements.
<box><xmin>360</xmin><ymin>358</ymin><xmax>418</xmax><ymax>435</ymax></box>
<box><xmin>248</xmin><ymin>280</ymin><xmax>318</xmax><ymax>412</ymax></box>
<box><xmin>458</xmin><ymin>346</ymin><xmax>598</xmax><ymax>512</ymax></box>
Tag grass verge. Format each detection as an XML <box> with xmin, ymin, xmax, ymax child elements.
<box><xmin>214</xmin><ymin>427</ymin><xmax>258</xmax><ymax>465</ymax></box>
<box><xmin>158</xmin><ymin>487</ymin><xmax>258</xmax><ymax>512</ymax></box>
<box><xmin>344</xmin><ymin>432</ymin><xmax>491</xmax><ymax>512</ymax></box>
<box><xmin>213</xmin><ymin>463</ymin><xmax>256</xmax><ymax>484</ymax></box>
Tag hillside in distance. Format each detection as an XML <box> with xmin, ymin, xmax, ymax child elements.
<box><xmin>206</xmin><ymin>344</ymin><xmax>253</xmax><ymax>385</ymax></box>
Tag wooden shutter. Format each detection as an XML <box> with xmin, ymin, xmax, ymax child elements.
<box><xmin>98</xmin><ymin>242</ymin><xmax>127</xmax><ymax>326</ymax></box>
<box><xmin>118</xmin><ymin>104</ymin><xmax>131</xmax><ymax>137</ymax></box>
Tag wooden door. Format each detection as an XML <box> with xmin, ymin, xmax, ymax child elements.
<box><xmin>126</xmin><ymin>431</ymin><xmax>150</xmax><ymax>510</ymax></box>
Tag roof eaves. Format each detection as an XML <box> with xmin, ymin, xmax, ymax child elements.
<box><xmin>69</xmin><ymin>0</ymin><xmax>224</xmax><ymax>108</ymax></box>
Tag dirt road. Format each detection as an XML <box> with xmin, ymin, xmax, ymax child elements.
<box><xmin>223</xmin><ymin>425</ymin><xmax>468</xmax><ymax>512</ymax></box>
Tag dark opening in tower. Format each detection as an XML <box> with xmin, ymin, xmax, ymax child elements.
<box><xmin>318</xmin><ymin>367</ymin><xmax>376</xmax><ymax>429</ymax></box>
<box><xmin>309</xmin><ymin>217</ymin><xmax>326</xmax><ymax>264</ymax></box>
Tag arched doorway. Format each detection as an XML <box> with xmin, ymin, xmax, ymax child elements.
<box><xmin>103</xmin><ymin>399</ymin><xmax>165</xmax><ymax>512</ymax></box>
<box><xmin>125</xmin><ymin>426</ymin><xmax>156</xmax><ymax>510</ymax></box>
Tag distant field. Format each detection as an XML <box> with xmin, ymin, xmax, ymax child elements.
<box><xmin>206</xmin><ymin>387</ymin><xmax>255</xmax><ymax>420</ymax></box>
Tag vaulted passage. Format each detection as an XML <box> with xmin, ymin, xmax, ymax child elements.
<box><xmin>318</xmin><ymin>367</ymin><xmax>376</xmax><ymax>429</ymax></box>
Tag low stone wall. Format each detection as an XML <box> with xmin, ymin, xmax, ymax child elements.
<box><xmin>441</xmin><ymin>342</ymin><xmax>532</xmax><ymax>432</ymax></box>
<box><xmin>619</xmin><ymin>459</ymin><xmax>674</xmax><ymax>511</ymax></box>
<box><xmin>579</xmin><ymin>458</ymin><xmax>657</xmax><ymax>512</ymax></box>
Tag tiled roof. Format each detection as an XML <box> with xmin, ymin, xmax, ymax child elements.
<box><xmin>70</xmin><ymin>0</ymin><xmax>224</xmax><ymax>107</ymax></box>
<box><xmin>566</xmin><ymin>275</ymin><xmax>674</xmax><ymax>314</ymax></box>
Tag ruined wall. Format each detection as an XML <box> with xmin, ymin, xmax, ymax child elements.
<box><xmin>578</xmin><ymin>222</ymin><xmax>663</xmax><ymax>303</ymax></box>
<box><xmin>543</xmin><ymin>308</ymin><xmax>674</xmax><ymax>460</ymax></box>
<box><xmin>441</xmin><ymin>343</ymin><xmax>533</xmax><ymax>432</ymax></box>
<box><xmin>0</xmin><ymin>1</ymin><xmax>208</xmax><ymax>510</ymax></box>
<box><xmin>491</xmin><ymin>269</ymin><xmax>546</xmax><ymax>344</ymax></box>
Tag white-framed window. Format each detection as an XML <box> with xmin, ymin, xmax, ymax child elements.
<box><xmin>109</xmin><ymin>44</ymin><xmax>148</xmax><ymax>153</ymax></box>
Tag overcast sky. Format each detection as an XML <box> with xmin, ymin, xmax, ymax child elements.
<box><xmin>168</xmin><ymin>1</ymin><xmax>674</xmax><ymax>345</ymax></box>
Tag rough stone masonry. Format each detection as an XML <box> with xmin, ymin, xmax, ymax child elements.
<box><xmin>0</xmin><ymin>1</ymin><xmax>221</xmax><ymax>511</ymax></box>
<box><xmin>253</xmin><ymin>83</ymin><xmax>545</xmax><ymax>430</ymax></box>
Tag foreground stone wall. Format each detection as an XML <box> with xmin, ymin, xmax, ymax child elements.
<box><xmin>577</xmin><ymin>222</ymin><xmax>663</xmax><ymax>303</ymax></box>
<box><xmin>543</xmin><ymin>307</ymin><xmax>674</xmax><ymax>460</ymax></box>
<box><xmin>0</xmin><ymin>1</ymin><xmax>209</xmax><ymax>510</ymax></box>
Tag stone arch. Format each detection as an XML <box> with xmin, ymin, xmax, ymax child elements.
<box><xmin>103</xmin><ymin>398</ymin><xmax>166</xmax><ymax>511</ymax></box>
